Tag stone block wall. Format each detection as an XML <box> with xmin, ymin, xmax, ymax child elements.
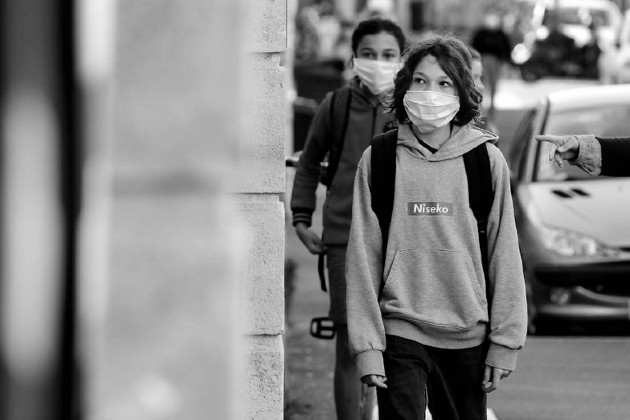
<box><xmin>88</xmin><ymin>0</ymin><xmax>287</xmax><ymax>418</ymax></box>
<box><xmin>241</xmin><ymin>0</ymin><xmax>287</xmax><ymax>418</ymax></box>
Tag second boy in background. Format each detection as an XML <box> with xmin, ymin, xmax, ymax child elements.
<box><xmin>291</xmin><ymin>17</ymin><xmax>407</xmax><ymax>420</ymax></box>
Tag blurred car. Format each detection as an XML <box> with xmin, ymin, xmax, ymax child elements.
<box><xmin>512</xmin><ymin>0</ymin><xmax>622</xmax><ymax>81</ymax></box>
<box><xmin>508</xmin><ymin>84</ymin><xmax>630</xmax><ymax>333</ymax></box>
<box><xmin>532</xmin><ymin>0</ymin><xmax>622</xmax><ymax>47</ymax></box>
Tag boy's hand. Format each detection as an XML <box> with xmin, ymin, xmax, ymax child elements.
<box><xmin>482</xmin><ymin>365</ymin><xmax>511</xmax><ymax>393</ymax></box>
<box><xmin>295</xmin><ymin>223</ymin><xmax>326</xmax><ymax>254</ymax></box>
<box><xmin>362</xmin><ymin>374</ymin><xmax>388</xmax><ymax>389</ymax></box>
<box><xmin>535</xmin><ymin>134</ymin><xmax>579</xmax><ymax>167</ymax></box>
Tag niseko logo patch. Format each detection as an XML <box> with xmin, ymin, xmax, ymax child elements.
<box><xmin>407</xmin><ymin>202</ymin><xmax>454</xmax><ymax>216</ymax></box>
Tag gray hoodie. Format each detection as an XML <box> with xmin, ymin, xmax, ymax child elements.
<box><xmin>346</xmin><ymin>123</ymin><xmax>527</xmax><ymax>379</ymax></box>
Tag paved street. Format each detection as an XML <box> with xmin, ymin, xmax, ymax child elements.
<box><xmin>284</xmin><ymin>76</ymin><xmax>630</xmax><ymax>420</ymax></box>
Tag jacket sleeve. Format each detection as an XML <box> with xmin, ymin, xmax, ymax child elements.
<box><xmin>345</xmin><ymin>148</ymin><xmax>387</xmax><ymax>378</ymax></box>
<box><xmin>596</xmin><ymin>136</ymin><xmax>630</xmax><ymax>177</ymax></box>
<box><xmin>290</xmin><ymin>92</ymin><xmax>334</xmax><ymax>227</ymax></box>
<box><xmin>571</xmin><ymin>134</ymin><xmax>602</xmax><ymax>176</ymax></box>
<box><xmin>570</xmin><ymin>135</ymin><xmax>630</xmax><ymax>177</ymax></box>
<box><xmin>485</xmin><ymin>144</ymin><xmax>528</xmax><ymax>372</ymax></box>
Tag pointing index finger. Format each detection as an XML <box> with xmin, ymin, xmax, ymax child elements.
<box><xmin>535</xmin><ymin>135</ymin><xmax>566</xmax><ymax>146</ymax></box>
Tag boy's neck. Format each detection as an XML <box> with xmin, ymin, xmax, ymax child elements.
<box><xmin>411</xmin><ymin>123</ymin><xmax>452</xmax><ymax>149</ymax></box>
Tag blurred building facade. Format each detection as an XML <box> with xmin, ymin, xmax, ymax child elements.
<box><xmin>295</xmin><ymin>0</ymin><xmax>535</xmax><ymax>56</ymax></box>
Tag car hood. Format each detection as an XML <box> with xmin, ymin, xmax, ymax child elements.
<box><xmin>524</xmin><ymin>179</ymin><xmax>630</xmax><ymax>248</ymax></box>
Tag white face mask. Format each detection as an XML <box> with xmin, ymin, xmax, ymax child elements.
<box><xmin>403</xmin><ymin>90</ymin><xmax>460</xmax><ymax>133</ymax></box>
<box><xmin>352</xmin><ymin>58</ymin><xmax>401</xmax><ymax>95</ymax></box>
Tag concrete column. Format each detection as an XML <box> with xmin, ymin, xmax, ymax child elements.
<box><xmin>84</xmin><ymin>0</ymin><xmax>283</xmax><ymax>418</ymax></box>
<box><xmin>241</xmin><ymin>0</ymin><xmax>288</xmax><ymax>418</ymax></box>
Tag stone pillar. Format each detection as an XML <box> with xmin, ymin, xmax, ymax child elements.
<box><xmin>81</xmin><ymin>0</ymin><xmax>289</xmax><ymax>419</ymax></box>
<box><xmin>241</xmin><ymin>0</ymin><xmax>287</xmax><ymax>418</ymax></box>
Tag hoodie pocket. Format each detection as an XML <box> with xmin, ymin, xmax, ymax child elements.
<box><xmin>381</xmin><ymin>248</ymin><xmax>487</xmax><ymax>331</ymax></box>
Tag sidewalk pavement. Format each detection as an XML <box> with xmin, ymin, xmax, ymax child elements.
<box><xmin>284</xmin><ymin>184</ymin><xmax>337</xmax><ymax>419</ymax></box>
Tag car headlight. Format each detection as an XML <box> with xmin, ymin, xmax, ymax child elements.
<box><xmin>536</xmin><ymin>27</ymin><xmax>549</xmax><ymax>40</ymax></box>
<box><xmin>538</xmin><ymin>224</ymin><xmax>620</xmax><ymax>257</ymax></box>
<box><xmin>511</xmin><ymin>43</ymin><xmax>531</xmax><ymax>65</ymax></box>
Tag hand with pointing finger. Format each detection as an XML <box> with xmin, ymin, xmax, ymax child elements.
<box><xmin>535</xmin><ymin>134</ymin><xmax>579</xmax><ymax>168</ymax></box>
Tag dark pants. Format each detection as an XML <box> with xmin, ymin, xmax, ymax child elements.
<box><xmin>377</xmin><ymin>335</ymin><xmax>487</xmax><ymax>420</ymax></box>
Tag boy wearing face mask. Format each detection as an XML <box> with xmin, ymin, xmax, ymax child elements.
<box><xmin>290</xmin><ymin>17</ymin><xmax>407</xmax><ymax>420</ymax></box>
<box><xmin>346</xmin><ymin>33</ymin><xmax>526</xmax><ymax>419</ymax></box>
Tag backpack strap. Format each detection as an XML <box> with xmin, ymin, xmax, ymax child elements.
<box><xmin>314</xmin><ymin>88</ymin><xmax>352</xmax><ymax>292</ymax></box>
<box><xmin>463</xmin><ymin>143</ymin><xmax>495</xmax><ymax>311</ymax></box>
<box><xmin>370</xmin><ymin>128</ymin><xmax>398</xmax><ymax>298</ymax></box>
<box><xmin>321</xmin><ymin>87</ymin><xmax>352</xmax><ymax>187</ymax></box>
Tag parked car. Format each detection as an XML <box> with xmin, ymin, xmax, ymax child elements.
<box><xmin>531</xmin><ymin>0</ymin><xmax>622</xmax><ymax>46</ymax></box>
<box><xmin>512</xmin><ymin>0</ymin><xmax>623</xmax><ymax>81</ymax></box>
<box><xmin>508</xmin><ymin>84</ymin><xmax>630</xmax><ymax>334</ymax></box>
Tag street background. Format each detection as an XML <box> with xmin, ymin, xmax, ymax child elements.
<box><xmin>284</xmin><ymin>76</ymin><xmax>630</xmax><ymax>420</ymax></box>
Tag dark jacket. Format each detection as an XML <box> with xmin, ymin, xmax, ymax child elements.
<box><xmin>471</xmin><ymin>28</ymin><xmax>512</xmax><ymax>62</ymax></box>
<box><xmin>598</xmin><ymin>137</ymin><xmax>630</xmax><ymax>177</ymax></box>
<box><xmin>291</xmin><ymin>78</ymin><xmax>396</xmax><ymax>245</ymax></box>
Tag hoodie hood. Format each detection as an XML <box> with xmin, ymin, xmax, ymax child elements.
<box><xmin>349</xmin><ymin>77</ymin><xmax>387</xmax><ymax>108</ymax></box>
<box><xmin>397</xmin><ymin>123</ymin><xmax>498</xmax><ymax>161</ymax></box>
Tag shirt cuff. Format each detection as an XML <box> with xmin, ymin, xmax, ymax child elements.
<box><xmin>292</xmin><ymin>212</ymin><xmax>312</xmax><ymax>227</ymax></box>
<box><xmin>571</xmin><ymin>134</ymin><xmax>602</xmax><ymax>176</ymax></box>
<box><xmin>485</xmin><ymin>343</ymin><xmax>519</xmax><ymax>372</ymax></box>
<box><xmin>355</xmin><ymin>349</ymin><xmax>385</xmax><ymax>379</ymax></box>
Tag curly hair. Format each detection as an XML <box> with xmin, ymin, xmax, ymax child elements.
<box><xmin>389</xmin><ymin>33</ymin><xmax>483</xmax><ymax>126</ymax></box>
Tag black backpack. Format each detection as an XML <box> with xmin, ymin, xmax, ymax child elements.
<box><xmin>370</xmin><ymin>129</ymin><xmax>494</xmax><ymax>309</ymax></box>
<box><xmin>316</xmin><ymin>87</ymin><xmax>397</xmax><ymax>293</ymax></box>
<box><xmin>319</xmin><ymin>87</ymin><xmax>352</xmax><ymax>187</ymax></box>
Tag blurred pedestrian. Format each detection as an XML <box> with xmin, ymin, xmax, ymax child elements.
<box><xmin>541</xmin><ymin>10</ymin><xmax>578</xmax><ymax>76</ymax></box>
<box><xmin>346</xmin><ymin>33</ymin><xmax>527</xmax><ymax>419</ymax></box>
<box><xmin>468</xmin><ymin>46</ymin><xmax>498</xmax><ymax>134</ymax></box>
<box><xmin>471</xmin><ymin>10</ymin><xmax>512</xmax><ymax>119</ymax></box>
<box><xmin>290</xmin><ymin>17</ymin><xmax>407</xmax><ymax>420</ymax></box>
<box><xmin>295</xmin><ymin>2</ymin><xmax>321</xmax><ymax>60</ymax></box>
<box><xmin>578</xmin><ymin>20</ymin><xmax>602</xmax><ymax>78</ymax></box>
<box><xmin>536</xmin><ymin>134</ymin><xmax>630</xmax><ymax>177</ymax></box>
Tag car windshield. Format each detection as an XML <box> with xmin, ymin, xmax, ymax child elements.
<box><xmin>536</xmin><ymin>105</ymin><xmax>630</xmax><ymax>181</ymax></box>
<box><xmin>544</xmin><ymin>7</ymin><xmax>611</xmax><ymax>26</ymax></box>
